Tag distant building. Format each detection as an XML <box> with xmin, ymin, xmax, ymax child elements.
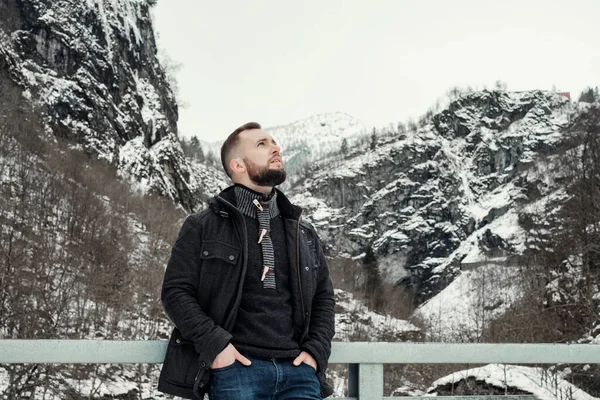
<box><xmin>557</xmin><ymin>92</ymin><xmax>571</xmax><ymax>100</ymax></box>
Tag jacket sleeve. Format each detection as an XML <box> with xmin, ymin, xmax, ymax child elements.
<box><xmin>161</xmin><ymin>214</ymin><xmax>232</xmax><ymax>366</ymax></box>
<box><xmin>301</xmin><ymin>232</ymin><xmax>336</xmax><ymax>373</ymax></box>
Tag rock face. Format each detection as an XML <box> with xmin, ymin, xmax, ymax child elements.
<box><xmin>0</xmin><ymin>0</ymin><xmax>226</xmax><ymax>210</ymax></box>
<box><xmin>290</xmin><ymin>90</ymin><xmax>575</xmax><ymax>304</ymax></box>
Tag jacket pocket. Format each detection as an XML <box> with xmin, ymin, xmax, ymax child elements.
<box><xmin>200</xmin><ymin>241</ymin><xmax>241</xmax><ymax>275</ymax></box>
<box><xmin>163</xmin><ymin>333</ymin><xmax>200</xmax><ymax>387</ymax></box>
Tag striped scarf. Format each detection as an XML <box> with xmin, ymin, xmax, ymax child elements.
<box><xmin>234</xmin><ymin>185</ymin><xmax>280</xmax><ymax>289</ymax></box>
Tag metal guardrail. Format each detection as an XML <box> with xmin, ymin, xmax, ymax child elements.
<box><xmin>2</xmin><ymin>341</ymin><xmax>600</xmax><ymax>399</ymax></box>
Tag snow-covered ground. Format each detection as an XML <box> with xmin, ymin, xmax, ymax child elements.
<box><xmin>429</xmin><ymin>364</ymin><xmax>598</xmax><ymax>400</ymax></box>
<box><xmin>415</xmin><ymin>263</ymin><xmax>523</xmax><ymax>341</ymax></box>
<box><xmin>334</xmin><ymin>289</ymin><xmax>419</xmax><ymax>341</ymax></box>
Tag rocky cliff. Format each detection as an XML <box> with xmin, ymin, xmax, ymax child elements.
<box><xmin>290</xmin><ymin>90</ymin><xmax>576</xmax><ymax>303</ymax></box>
<box><xmin>0</xmin><ymin>0</ymin><xmax>226</xmax><ymax>211</ymax></box>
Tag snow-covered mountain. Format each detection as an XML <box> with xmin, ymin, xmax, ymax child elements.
<box><xmin>0</xmin><ymin>0</ymin><xmax>225</xmax><ymax>211</ymax></box>
<box><xmin>288</xmin><ymin>92</ymin><xmax>600</xmax><ymax>395</ymax></box>
<box><xmin>267</xmin><ymin>112</ymin><xmax>372</xmax><ymax>174</ymax></box>
<box><xmin>290</xmin><ymin>90</ymin><xmax>575</xmax><ymax>305</ymax></box>
<box><xmin>200</xmin><ymin>112</ymin><xmax>374</xmax><ymax>185</ymax></box>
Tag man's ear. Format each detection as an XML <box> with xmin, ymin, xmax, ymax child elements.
<box><xmin>229</xmin><ymin>158</ymin><xmax>245</xmax><ymax>174</ymax></box>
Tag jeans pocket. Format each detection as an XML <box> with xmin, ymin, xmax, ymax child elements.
<box><xmin>301</xmin><ymin>361</ymin><xmax>317</xmax><ymax>374</ymax></box>
<box><xmin>211</xmin><ymin>360</ymin><xmax>239</xmax><ymax>373</ymax></box>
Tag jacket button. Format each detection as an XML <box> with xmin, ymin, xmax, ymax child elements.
<box><xmin>175</xmin><ymin>338</ymin><xmax>181</xmax><ymax>344</ymax></box>
<box><xmin>200</xmin><ymin>361</ymin><xmax>207</xmax><ymax>368</ymax></box>
<box><xmin>301</xmin><ymin>229</ymin><xmax>305</xmax><ymax>234</ymax></box>
<box><xmin>305</xmin><ymin>312</ymin><xmax>309</xmax><ymax>317</ymax></box>
<box><xmin>228</xmin><ymin>255</ymin><xmax>235</xmax><ymax>261</ymax></box>
<box><xmin>305</xmin><ymin>266</ymin><xmax>309</xmax><ymax>271</ymax></box>
<box><xmin>199</xmin><ymin>382</ymin><xmax>204</xmax><ymax>388</ymax></box>
<box><xmin>203</xmin><ymin>251</ymin><xmax>209</xmax><ymax>256</ymax></box>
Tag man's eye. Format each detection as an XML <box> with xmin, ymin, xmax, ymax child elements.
<box><xmin>257</xmin><ymin>142</ymin><xmax>264</xmax><ymax>146</ymax></box>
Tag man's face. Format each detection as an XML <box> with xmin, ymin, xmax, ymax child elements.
<box><xmin>237</xmin><ymin>129</ymin><xmax>286</xmax><ymax>186</ymax></box>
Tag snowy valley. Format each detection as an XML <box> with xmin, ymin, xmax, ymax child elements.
<box><xmin>2</xmin><ymin>0</ymin><xmax>600</xmax><ymax>398</ymax></box>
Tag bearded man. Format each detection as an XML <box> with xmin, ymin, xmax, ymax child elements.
<box><xmin>158</xmin><ymin>122</ymin><xmax>336</xmax><ymax>399</ymax></box>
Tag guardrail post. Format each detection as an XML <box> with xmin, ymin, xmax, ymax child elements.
<box><xmin>359</xmin><ymin>363</ymin><xmax>383</xmax><ymax>399</ymax></box>
<box><xmin>348</xmin><ymin>363</ymin><xmax>358</xmax><ymax>397</ymax></box>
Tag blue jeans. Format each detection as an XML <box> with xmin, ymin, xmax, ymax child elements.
<box><xmin>208</xmin><ymin>356</ymin><xmax>321</xmax><ymax>400</ymax></box>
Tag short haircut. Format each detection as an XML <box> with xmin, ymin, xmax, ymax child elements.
<box><xmin>220</xmin><ymin>122</ymin><xmax>262</xmax><ymax>177</ymax></box>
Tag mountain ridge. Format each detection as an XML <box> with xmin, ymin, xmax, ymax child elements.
<box><xmin>290</xmin><ymin>90</ymin><xmax>575</xmax><ymax>303</ymax></box>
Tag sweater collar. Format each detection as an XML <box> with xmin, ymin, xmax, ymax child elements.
<box><xmin>234</xmin><ymin>184</ymin><xmax>280</xmax><ymax>219</ymax></box>
<box><xmin>210</xmin><ymin>185</ymin><xmax>302</xmax><ymax>220</ymax></box>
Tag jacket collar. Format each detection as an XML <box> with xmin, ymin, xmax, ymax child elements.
<box><xmin>208</xmin><ymin>185</ymin><xmax>302</xmax><ymax>220</ymax></box>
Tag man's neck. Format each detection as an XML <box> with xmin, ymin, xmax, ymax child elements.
<box><xmin>233</xmin><ymin>178</ymin><xmax>274</xmax><ymax>196</ymax></box>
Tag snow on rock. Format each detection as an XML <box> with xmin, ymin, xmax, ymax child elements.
<box><xmin>429</xmin><ymin>364</ymin><xmax>598</xmax><ymax>400</ymax></box>
<box><xmin>0</xmin><ymin>0</ymin><xmax>225</xmax><ymax>211</ymax></box>
<box><xmin>188</xmin><ymin>160</ymin><xmax>230</xmax><ymax>202</ymax></box>
<box><xmin>0</xmin><ymin>369</ymin><xmax>8</xmax><ymax>396</ymax></box>
<box><xmin>291</xmin><ymin>90</ymin><xmax>574</xmax><ymax>304</ymax></box>
<box><xmin>289</xmin><ymin>189</ymin><xmax>347</xmax><ymax>246</ymax></box>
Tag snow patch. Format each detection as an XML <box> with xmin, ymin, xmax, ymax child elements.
<box><xmin>415</xmin><ymin>263</ymin><xmax>523</xmax><ymax>341</ymax></box>
<box><xmin>334</xmin><ymin>289</ymin><xmax>419</xmax><ymax>341</ymax></box>
<box><xmin>430</xmin><ymin>364</ymin><xmax>597</xmax><ymax>400</ymax></box>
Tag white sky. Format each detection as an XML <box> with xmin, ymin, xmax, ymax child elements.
<box><xmin>152</xmin><ymin>0</ymin><xmax>599</xmax><ymax>141</ymax></box>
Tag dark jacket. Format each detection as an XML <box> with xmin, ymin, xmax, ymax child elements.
<box><xmin>157</xmin><ymin>186</ymin><xmax>336</xmax><ymax>399</ymax></box>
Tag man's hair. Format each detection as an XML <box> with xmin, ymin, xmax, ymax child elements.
<box><xmin>220</xmin><ymin>122</ymin><xmax>262</xmax><ymax>178</ymax></box>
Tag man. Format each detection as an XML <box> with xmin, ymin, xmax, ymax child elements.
<box><xmin>157</xmin><ymin>122</ymin><xmax>336</xmax><ymax>399</ymax></box>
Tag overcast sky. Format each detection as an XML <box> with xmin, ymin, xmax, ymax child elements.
<box><xmin>152</xmin><ymin>0</ymin><xmax>599</xmax><ymax>141</ymax></box>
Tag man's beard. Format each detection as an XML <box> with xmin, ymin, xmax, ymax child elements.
<box><xmin>244</xmin><ymin>157</ymin><xmax>287</xmax><ymax>187</ymax></box>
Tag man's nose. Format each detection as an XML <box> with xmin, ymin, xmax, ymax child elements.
<box><xmin>271</xmin><ymin>143</ymin><xmax>281</xmax><ymax>154</ymax></box>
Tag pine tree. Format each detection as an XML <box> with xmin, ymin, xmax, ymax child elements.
<box><xmin>363</xmin><ymin>245</ymin><xmax>383</xmax><ymax>311</ymax></box>
<box><xmin>407</xmin><ymin>119</ymin><xmax>418</xmax><ymax>132</ymax></box>
<box><xmin>341</xmin><ymin>138</ymin><xmax>348</xmax><ymax>156</ymax></box>
<box><xmin>494</xmin><ymin>80</ymin><xmax>508</xmax><ymax>91</ymax></box>
<box><xmin>578</xmin><ymin>87</ymin><xmax>598</xmax><ymax>103</ymax></box>
<box><xmin>189</xmin><ymin>135</ymin><xmax>200</xmax><ymax>148</ymax></box>
<box><xmin>370</xmin><ymin>129</ymin><xmax>377</xmax><ymax>151</ymax></box>
<box><xmin>189</xmin><ymin>135</ymin><xmax>205</xmax><ymax>162</ymax></box>
<box><xmin>397</xmin><ymin>122</ymin><xmax>406</xmax><ymax>134</ymax></box>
